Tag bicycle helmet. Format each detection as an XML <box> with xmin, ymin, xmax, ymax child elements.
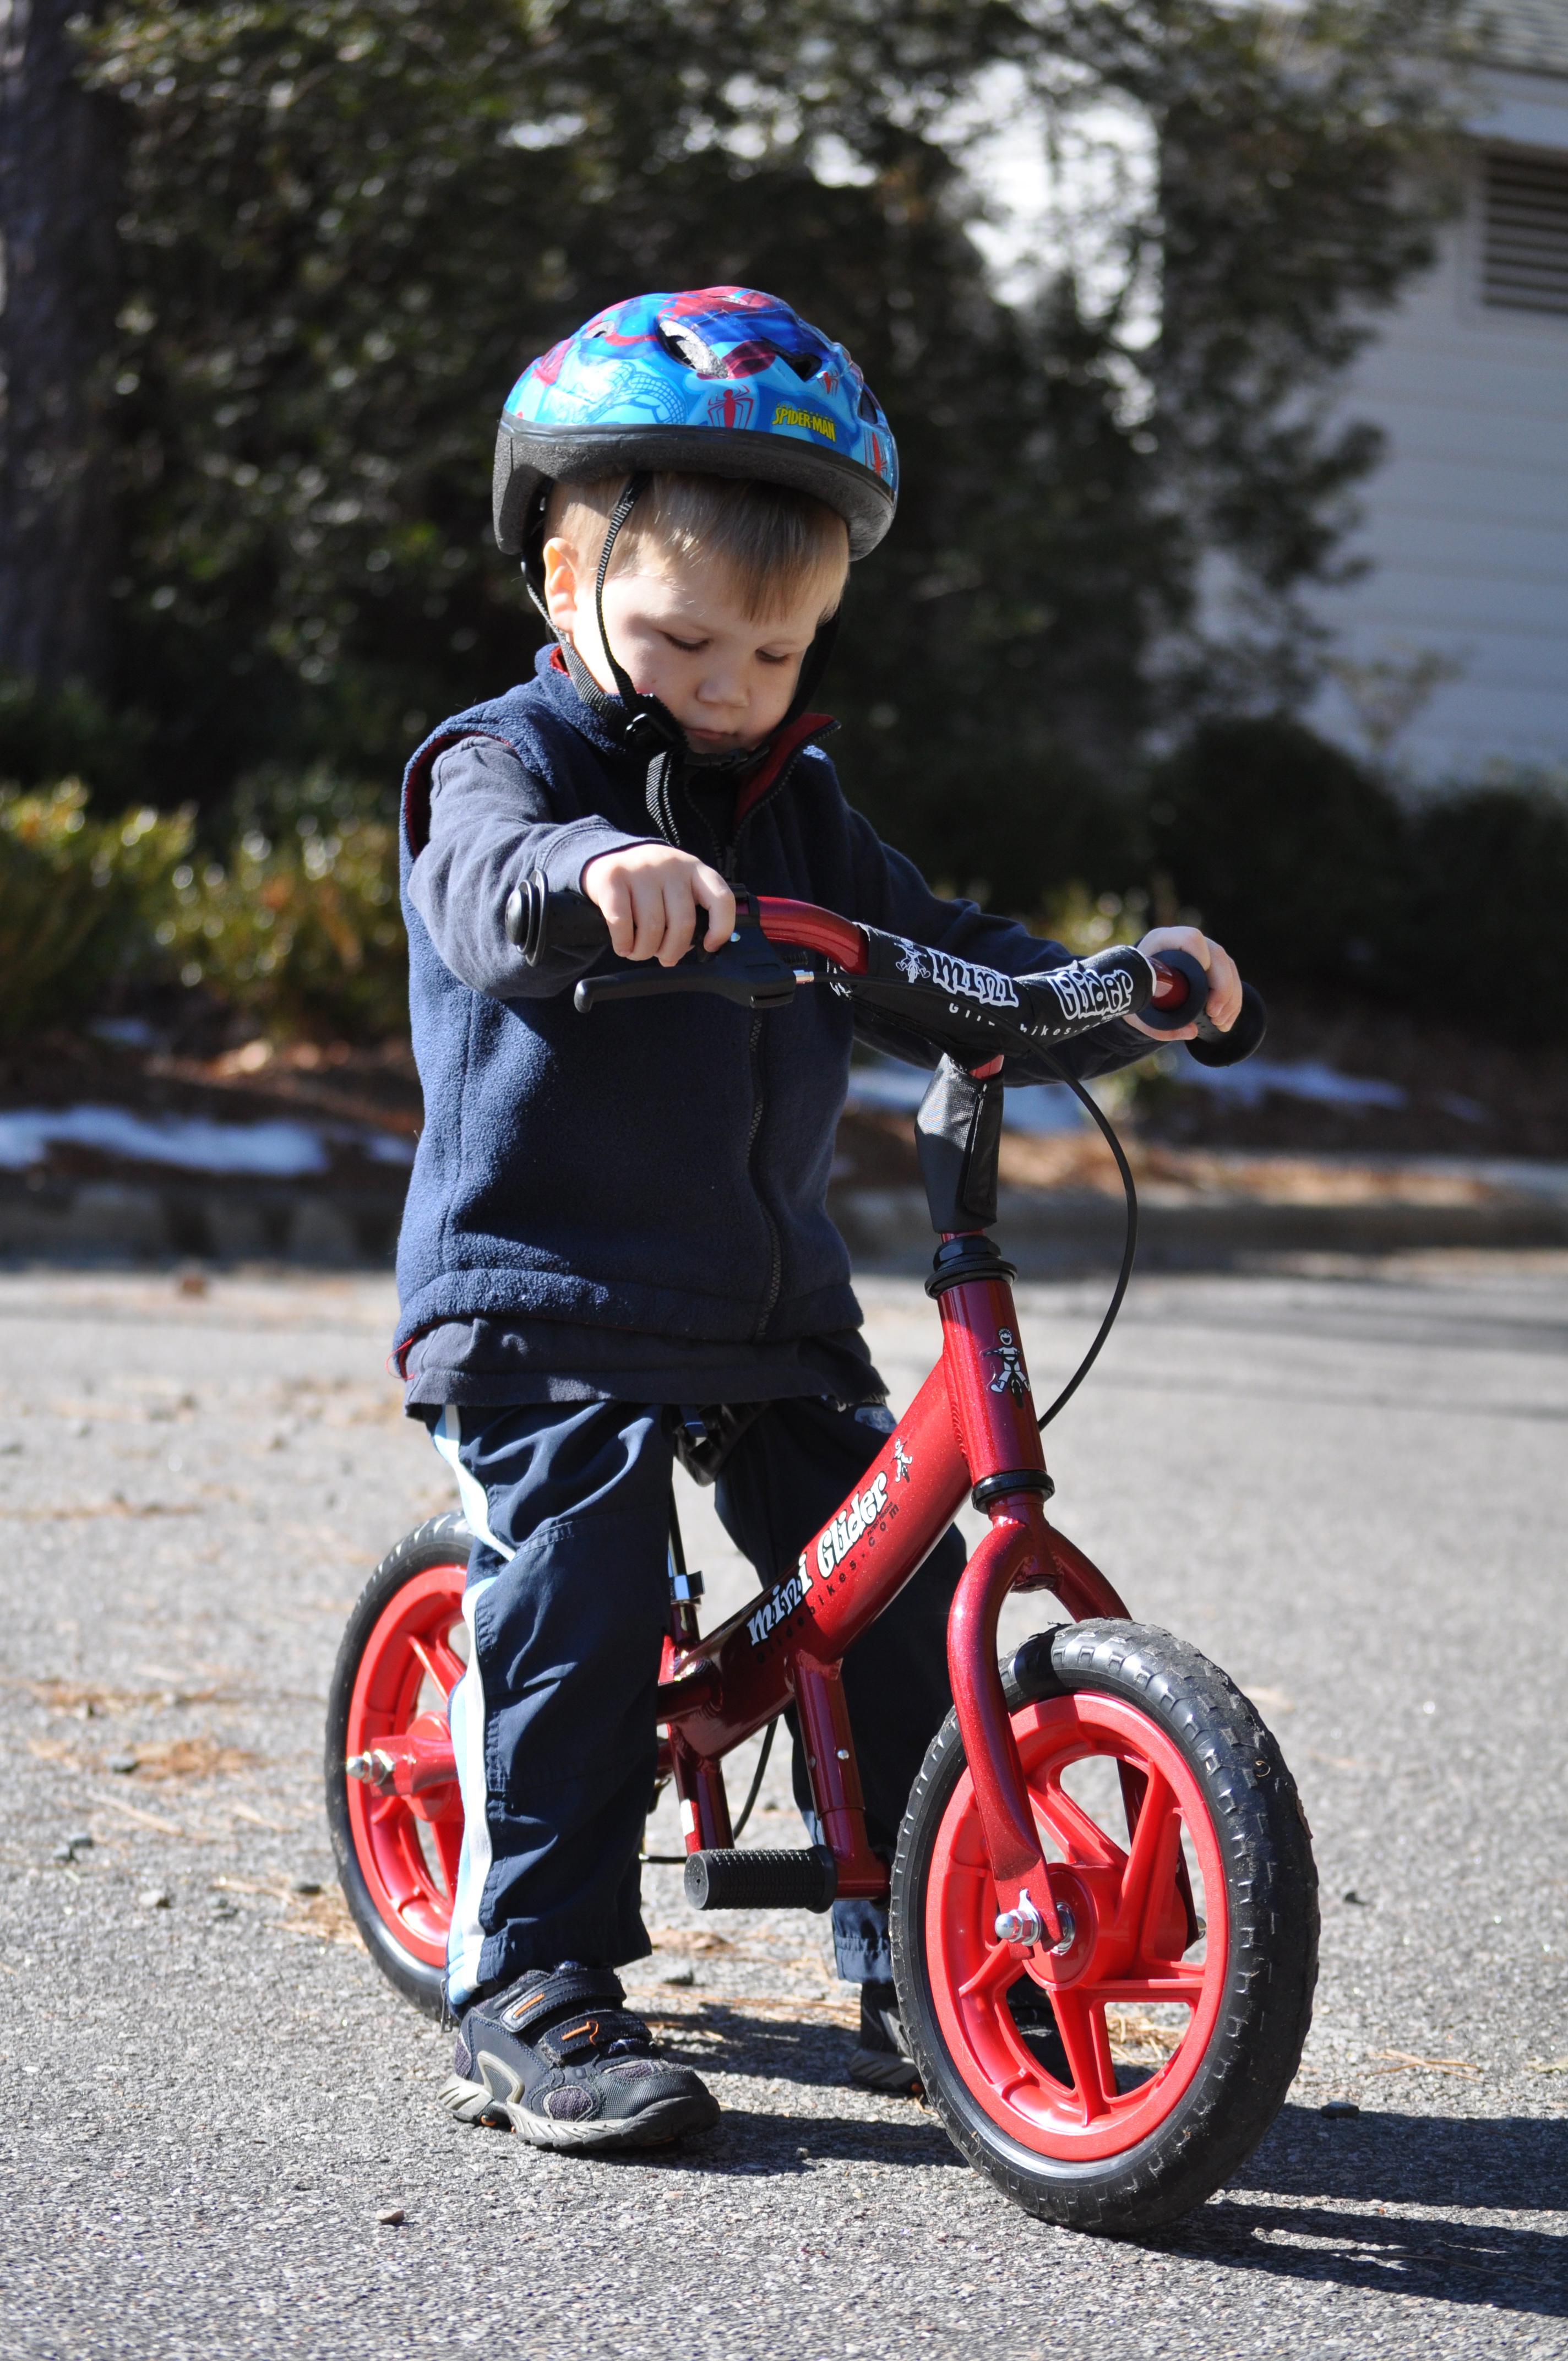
<box><xmin>493</xmin><ymin>286</ymin><xmax>898</xmax><ymax>564</ymax></box>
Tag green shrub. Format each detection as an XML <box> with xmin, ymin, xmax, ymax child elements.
<box><xmin>157</xmin><ymin>770</ymin><xmax>405</xmax><ymax>1038</ymax></box>
<box><xmin>1406</xmin><ymin>786</ymin><xmax>1568</xmax><ymax>1043</ymax></box>
<box><xmin>1148</xmin><ymin>717</ymin><xmax>1568</xmax><ymax>1040</ymax></box>
<box><xmin>1147</xmin><ymin>716</ymin><xmax>1408</xmax><ymax>990</ymax></box>
<box><xmin>0</xmin><ymin>673</ymin><xmax>153</xmax><ymax>806</ymax></box>
<box><xmin>0</xmin><ymin>780</ymin><xmax>192</xmax><ymax>1037</ymax></box>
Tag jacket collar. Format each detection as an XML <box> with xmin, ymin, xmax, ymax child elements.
<box><xmin>539</xmin><ymin>638</ymin><xmax>835</xmax><ymax>811</ymax></box>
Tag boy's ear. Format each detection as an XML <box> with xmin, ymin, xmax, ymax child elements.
<box><xmin>541</xmin><ymin>535</ymin><xmax>580</xmax><ymax>636</ymax></box>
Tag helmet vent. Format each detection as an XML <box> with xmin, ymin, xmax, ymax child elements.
<box><xmin>655</xmin><ymin>322</ymin><xmax>712</xmax><ymax>373</ymax></box>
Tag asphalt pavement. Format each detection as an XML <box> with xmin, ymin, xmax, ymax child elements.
<box><xmin>0</xmin><ymin>1254</ymin><xmax>1564</xmax><ymax>2359</ymax></box>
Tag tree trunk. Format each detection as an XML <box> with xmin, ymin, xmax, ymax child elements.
<box><xmin>0</xmin><ymin>0</ymin><xmax>121</xmax><ymax>690</ymax></box>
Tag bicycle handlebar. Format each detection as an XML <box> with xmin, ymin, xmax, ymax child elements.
<box><xmin>502</xmin><ymin>871</ymin><xmax>1267</xmax><ymax>1069</ymax></box>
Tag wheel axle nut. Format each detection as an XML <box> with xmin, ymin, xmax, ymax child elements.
<box><xmin>993</xmin><ymin>1892</ymin><xmax>1076</xmax><ymax>1952</ymax></box>
<box><xmin>994</xmin><ymin>1890</ymin><xmax>1045</xmax><ymax>1946</ymax></box>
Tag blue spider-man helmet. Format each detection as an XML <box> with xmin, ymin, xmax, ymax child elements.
<box><xmin>493</xmin><ymin>286</ymin><xmax>898</xmax><ymax>563</ymax></box>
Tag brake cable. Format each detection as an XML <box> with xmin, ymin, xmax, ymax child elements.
<box><xmin>728</xmin><ymin>1715</ymin><xmax>778</xmax><ymax>1841</ymax></box>
<box><xmin>1030</xmin><ymin>1052</ymin><xmax>1139</xmax><ymax>1435</ymax></box>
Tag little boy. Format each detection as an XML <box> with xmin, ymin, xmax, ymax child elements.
<box><xmin>395</xmin><ymin>287</ymin><xmax>1239</xmax><ymax>2152</ymax></box>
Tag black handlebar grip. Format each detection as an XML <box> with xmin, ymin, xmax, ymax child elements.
<box><xmin>503</xmin><ymin>869</ymin><xmax>611</xmax><ymax>965</ymax></box>
<box><xmin>1137</xmin><ymin>946</ymin><xmax>1210</xmax><ymax>1032</ymax></box>
<box><xmin>1188</xmin><ymin>981</ymin><xmax>1268</xmax><ymax>1068</ymax></box>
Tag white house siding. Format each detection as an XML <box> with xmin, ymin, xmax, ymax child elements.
<box><xmin>1308</xmin><ymin>48</ymin><xmax>1568</xmax><ymax>783</ymax></box>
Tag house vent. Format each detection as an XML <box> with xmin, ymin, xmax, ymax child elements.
<box><xmin>1482</xmin><ymin>149</ymin><xmax>1568</xmax><ymax>315</ymax></box>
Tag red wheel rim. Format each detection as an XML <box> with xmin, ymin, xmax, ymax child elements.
<box><xmin>344</xmin><ymin>1564</ymin><xmax>467</xmax><ymax>1968</ymax></box>
<box><xmin>925</xmin><ymin>1691</ymin><xmax>1229</xmax><ymax>2162</ymax></box>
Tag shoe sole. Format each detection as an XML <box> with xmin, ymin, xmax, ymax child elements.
<box><xmin>847</xmin><ymin>2046</ymin><xmax>924</xmax><ymax>2098</ymax></box>
<box><xmin>440</xmin><ymin>2073</ymin><xmax>721</xmax><ymax>2152</ymax></box>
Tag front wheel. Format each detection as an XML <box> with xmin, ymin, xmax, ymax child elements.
<box><xmin>891</xmin><ymin>1620</ymin><xmax>1318</xmax><ymax>2235</ymax></box>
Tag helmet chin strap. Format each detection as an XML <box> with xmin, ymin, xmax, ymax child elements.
<box><xmin>526</xmin><ymin>467</ymin><xmax>841</xmax><ymax>770</ymax></box>
<box><xmin>589</xmin><ymin>472</ymin><xmax>688</xmax><ymax>755</ymax></box>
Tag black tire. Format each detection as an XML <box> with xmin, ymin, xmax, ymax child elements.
<box><xmin>324</xmin><ymin>1511</ymin><xmax>472</xmax><ymax>2020</ymax></box>
<box><xmin>891</xmin><ymin>1619</ymin><xmax>1319</xmax><ymax>2235</ymax></box>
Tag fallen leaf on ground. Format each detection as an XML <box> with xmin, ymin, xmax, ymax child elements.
<box><xmin>1367</xmin><ymin>2049</ymin><xmax>1481</xmax><ymax>2077</ymax></box>
<box><xmin>647</xmin><ymin>1928</ymin><xmax>738</xmax><ymax>1955</ymax></box>
<box><xmin>115</xmin><ymin>1736</ymin><xmax>259</xmax><ymax>1782</ymax></box>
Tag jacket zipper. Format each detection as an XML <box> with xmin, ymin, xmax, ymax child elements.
<box><xmin>743</xmin><ymin>1013</ymin><xmax>782</xmax><ymax>1339</ymax></box>
<box><xmin>731</xmin><ymin>758</ymin><xmax>808</xmax><ymax>1342</ymax></box>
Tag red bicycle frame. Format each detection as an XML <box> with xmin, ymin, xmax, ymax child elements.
<box><xmin>649</xmin><ymin>893</ymin><xmax>1143</xmax><ymax>1950</ymax></box>
<box><xmin>654</xmin><ymin>1244</ymin><xmax>1129</xmax><ymax>1943</ymax></box>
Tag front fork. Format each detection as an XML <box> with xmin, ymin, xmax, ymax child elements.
<box><xmin>935</xmin><ymin>1238</ymin><xmax>1129</xmax><ymax>1954</ymax></box>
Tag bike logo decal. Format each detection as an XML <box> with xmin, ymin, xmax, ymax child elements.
<box><xmin>892</xmin><ymin>939</ymin><xmax>1020</xmax><ymax>1010</ymax></box>
<box><xmin>815</xmin><ymin>1471</ymin><xmax>889</xmax><ymax>1580</ymax></box>
<box><xmin>1034</xmin><ymin>963</ymin><xmax>1135</xmax><ymax>1026</ymax></box>
<box><xmin>745</xmin><ymin>1554</ymin><xmax>814</xmax><ymax>1649</ymax></box>
<box><xmin>894</xmin><ymin>1439</ymin><xmax>913</xmax><ymax>1483</ymax></box>
<box><xmin>984</xmin><ymin>1327</ymin><xmax>1031</xmax><ymax>1401</ymax></box>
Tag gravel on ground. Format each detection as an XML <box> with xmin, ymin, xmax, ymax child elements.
<box><xmin>0</xmin><ymin>1255</ymin><xmax>1564</xmax><ymax>2359</ymax></box>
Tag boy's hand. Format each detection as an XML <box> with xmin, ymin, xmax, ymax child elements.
<box><xmin>1128</xmin><ymin>926</ymin><xmax>1242</xmax><ymax>1041</ymax></box>
<box><xmin>581</xmin><ymin>844</ymin><xmax>736</xmax><ymax>967</ymax></box>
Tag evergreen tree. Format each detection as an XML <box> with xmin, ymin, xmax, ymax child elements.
<box><xmin>6</xmin><ymin>0</ymin><xmax>1462</xmax><ymax>909</ymax></box>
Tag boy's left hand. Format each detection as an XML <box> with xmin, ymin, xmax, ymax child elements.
<box><xmin>1127</xmin><ymin>927</ymin><xmax>1242</xmax><ymax>1041</ymax></box>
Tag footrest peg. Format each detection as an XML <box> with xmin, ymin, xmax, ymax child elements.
<box><xmin>683</xmin><ymin>1846</ymin><xmax>837</xmax><ymax>1913</ymax></box>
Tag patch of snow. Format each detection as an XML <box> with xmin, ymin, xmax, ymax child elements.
<box><xmin>1001</xmin><ymin>1083</ymin><xmax>1091</xmax><ymax>1137</ymax></box>
<box><xmin>1177</xmin><ymin>1058</ymin><xmax>1408</xmax><ymax>1113</ymax></box>
<box><xmin>845</xmin><ymin>1059</ymin><xmax>932</xmax><ymax>1115</ymax></box>
<box><xmin>88</xmin><ymin>1017</ymin><xmax>164</xmax><ymax>1051</ymax></box>
<box><xmin>0</xmin><ymin>1104</ymin><xmax>413</xmax><ymax>1177</ymax></box>
<box><xmin>361</xmin><ymin>1130</ymin><xmax>416</xmax><ymax>1167</ymax></box>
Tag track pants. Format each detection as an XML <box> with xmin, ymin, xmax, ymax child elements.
<box><xmin>431</xmin><ymin>1395</ymin><xmax>966</xmax><ymax>2010</ymax></box>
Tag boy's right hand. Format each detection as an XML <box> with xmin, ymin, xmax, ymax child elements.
<box><xmin>581</xmin><ymin>844</ymin><xmax>736</xmax><ymax>967</ymax></box>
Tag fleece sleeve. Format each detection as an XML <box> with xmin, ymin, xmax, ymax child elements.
<box><xmin>839</xmin><ymin>797</ymin><xmax>1153</xmax><ymax>1087</ymax></box>
<box><xmin>406</xmin><ymin>733</ymin><xmax>650</xmax><ymax>1000</ymax></box>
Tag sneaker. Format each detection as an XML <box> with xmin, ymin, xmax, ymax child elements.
<box><xmin>440</xmin><ymin>1963</ymin><xmax>720</xmax><ymax>2152</ymax></box>
<box><xmin>847</xmin><ymin>1979</ymin><xmax>923</xmax><ymax>2097</ymax></box>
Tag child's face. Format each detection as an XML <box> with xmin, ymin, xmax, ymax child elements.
<box><xmin>543</xmin><ymin>539</ymin><xmax>836</xmax><ymax>752</ymax></box>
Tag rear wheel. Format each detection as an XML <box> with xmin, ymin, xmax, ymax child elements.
<box><xmin>324</xmin><ymin>1513</ymin><xmax>470</xmax><ymax>2017</ymax></box>
<box><xmin>891</xmin><ymin>1620</ymin><xmax>1317</xmax><ymax>2234</ymax></box>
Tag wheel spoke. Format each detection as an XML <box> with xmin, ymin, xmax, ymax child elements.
<box><xmin>428</xmin><ymin>1805</ymin><xmax>462</xmax><ymax>1895</ymax></box>
<box><xmin>409</xmin><ymin>1635</ymin><xmax>464</xmax><ymax>1701</ymax></box>
<box><xmin>1031</xmin><ymin>1772</ymin><xmax>1126</xmax><ymax>1872</ymax></box>
<box><xmin>1089</xmin><ymin>1974</ymin><xmax>1206</xmax><ymax>2006</ymax></box>
<box><xmin>1049</xmin><ymin>1992</ymin><xmax>1113</xmax><ymax>2122</ymax></box>
<box><xmin>957</xmin><ymin>1938</ymin><xmax>1018</xmax><ymax>2002</ymax></box>
<box><xmin>1112</xmin><ymin>1765</ymin><xmax>1181</xmax><ymax>1945</ymax></box>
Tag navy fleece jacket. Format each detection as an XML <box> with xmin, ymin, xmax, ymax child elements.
<box><xmin>394</xmin><ymin>643</ymin><xmax>1149</xmax><ymax>1363</ymax></box>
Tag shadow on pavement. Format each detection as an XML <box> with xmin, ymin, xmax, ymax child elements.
<box><xmin>1235</xmin><ymin>2104</ymin><xmax>1568</xmax><ymax>2212</ymax></box>
<box><xmin>661</xmin><ymin>2108</ymin><xmax>962</xmax><ymax>2175</ymax></box>
<box><xmin>1166</xmin><ymin>2108</ymin><xmax>1568</xmax><ymax>2320</ymax></box>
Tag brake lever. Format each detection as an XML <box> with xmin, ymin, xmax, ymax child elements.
<box><xmin>573</xmin><ymin>891</ymin><xmax>800</xmax><ymax>1014</ymax></box>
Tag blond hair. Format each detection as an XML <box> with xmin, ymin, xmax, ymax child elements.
<box><xmin>543</xmin><ymin>471</ymin><xmax>849</xmax><ymax>622</ymax></box>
